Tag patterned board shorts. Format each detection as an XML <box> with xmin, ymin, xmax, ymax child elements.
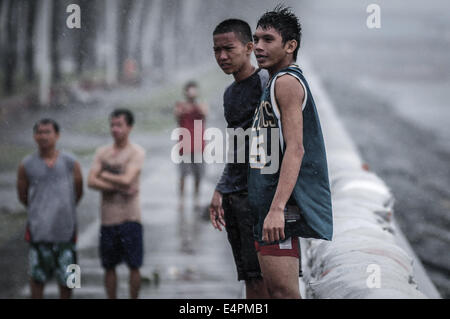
<box><xmin>29</xmin><ymin>242</ymin><xmax>77</xmax><ymax>285</ymax></box>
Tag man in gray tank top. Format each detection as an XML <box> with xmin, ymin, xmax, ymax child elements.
<box><xmin>16</xmin><ymin>118</ymin><xmax>83</xmax><ymax>299</ymax></box>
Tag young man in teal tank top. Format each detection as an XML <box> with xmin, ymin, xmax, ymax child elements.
<box><xmin>249</xmin><ymin>6</ymin><xmax>333</xmax><ymax>299</ymax></box>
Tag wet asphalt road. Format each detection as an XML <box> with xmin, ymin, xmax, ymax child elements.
<box><xmin>0</xmin><ymin>69</ymin><xmax>243</xmax><ymax>298</ymax></box>
<box><xmin>292</xmin><ymin>0</ymin><xmax>450</xmax><ymax>297</ymax></box>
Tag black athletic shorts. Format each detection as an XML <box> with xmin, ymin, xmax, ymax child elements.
<box><xmin>100</xmin><ymin>221</ymin><xmax>143</xmax><ymax>270</ymax></box>
<box><xmin>222</xmin><ymin>190</ymin><xmax>262</xmax><ymax>281</ymax></box>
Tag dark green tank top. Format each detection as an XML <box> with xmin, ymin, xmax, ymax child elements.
<box><xmin>248</xmin><ymin>64</ymin><xmax>333</xmax><ymax>244</ymax></box>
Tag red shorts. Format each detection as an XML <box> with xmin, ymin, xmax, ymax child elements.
<box><xmin>254</xmin><ymin>237</ymin><xmax>300</xmax><ymax>258</ymax></box>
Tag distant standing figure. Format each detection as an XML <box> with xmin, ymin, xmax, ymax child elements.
<box><xmin>174</xmin><ymin>81</ymin><xmax>208</xmax><ymax>208</ymax></box>
<box><xmin>88</xmin><ymin>109</ymin><xmax>146</xmax><ymax>299</ymax></box>
<box><xmin>17</xmin><ymin>118</ymin><xmax>83</xmax><ymax>299</ymax></box>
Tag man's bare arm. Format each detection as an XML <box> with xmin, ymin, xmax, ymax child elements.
<box><xmin>174</xmin><ymin>102</ymin><xmax>184</xmax><ymax>120</ymax></box>
<box><xmin>99</xmin><ymin>151</ymin><xmax>144</xmax><ymax>188</ymax></box>
<box><xmin>262</xmin><ymin>75</ymin><xmax>305</xmax><ymax>243</ymax></box>
<box><xmin>17</xmin><ymin>163</ymin><xmax>29</xmax><ymax>207</ymax></box>
<box><xmin>73</xmin><ymin>161</ymin><xmax>83</xmax><ymax>204</ymax></box>
<box><xmin>100</xmin><ymin>167</ymin><xmax>139</xmax><ymax>188</ymax></box>
<box><xmin>199</xmin><ymin>102</ymin><xmax>209</xmax><ymax>117</ymax></box>
<box><xmin>87</xmin><ymin>150</ymin><xmax>119</xmax><ymax>192</ymax></box>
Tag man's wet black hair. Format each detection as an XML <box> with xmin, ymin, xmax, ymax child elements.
<box><xmin>110</xmin><ymin>108</ymin><xmax>134</xmax><ymax>127</ymax></box>
<box><xmin>184</xmin><ymin>80</ymin><xmax>198</xmax><ymax>91</ymax></box>
<box><xmin>213</xmin><ymin>19</ymin><xmax>253</xmax><ymax>45</ymax></box>
<box><xmin>33</xmin><ymin>118</ymin><xmax>60</xmax><ymax>134</ymax></box>
<box><xmin>257</xmin><ymin>4</ymin><xmax>302</xmax><ymax>60</ymax></box>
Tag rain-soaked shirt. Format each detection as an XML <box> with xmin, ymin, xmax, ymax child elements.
<box><xmin>23</xmin><ymin>151</ymin><xmax>77</xmax><ymax>243</ymax></box>
<box><xmin>215</xmin><ymin>68</ymin><xmax>268</xmax><ymax>194</ymax></box>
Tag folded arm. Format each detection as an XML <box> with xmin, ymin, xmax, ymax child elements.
<box><xmin>87</xmin><ymin>151</ymin><xmax>120</xmax><ymax>192</ymax></box>
<box><xmin>99</xmin><ymin>153</ymin><xmax>143</xmax><ymax>188</ymax></box>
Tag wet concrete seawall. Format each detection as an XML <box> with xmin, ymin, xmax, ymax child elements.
<box><xmin>296</xmin><ymin>0</ymin><xmax>450</xmax><ymax>297</ymax></box>
<box><xmin>299</xmin><ymin>57</ymin><xmax>441</xmax><ymax>299</ymax></box>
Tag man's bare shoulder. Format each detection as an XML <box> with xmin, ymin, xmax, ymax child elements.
<box><xmin>95</xmin><ymin>144</ymin><xmax>113</xmax><ymax>158</ymax></box>
<box><xmin>275</xmin><ymin>73</ymin><xmax>303</xmax><ymax>91</ymax></box>
<box><xmin>275</xmin><ymin>74</ymin><xmax>305</xmax><ymax>103</ymax></box>
<box><xmin>176</xmin><ymin>101</ymin><xmax>188</xmax><ymax>108</ymax></box>
<box><xmin>130</xmin><ymin>143</ymin><xmax>146</xmax><ymax>158</ymax></box>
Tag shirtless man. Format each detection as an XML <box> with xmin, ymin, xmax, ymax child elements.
<box><xmin>88</xmin><ymin>109</ymin><xmax>146</xmax><ymax>299</ymax></box>
<box><xmin>174</xmin><ymin>81</ymin><xmax>208</xmax><ymax>208</ymax></box>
